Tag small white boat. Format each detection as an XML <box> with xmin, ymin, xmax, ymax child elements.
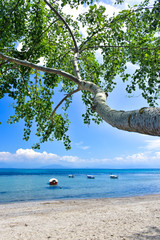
<box><xmin>49</xmin><ymin>178</ymin><xmax>58</xmax><ymax>185</ymax></box>
<box><xmin>110</xmin><ymin>174</ymin><xmax>118</xmax><ymax>179</ymax></box>
<box><xmin>68</xmin><ymin>174</ymin><xmax>75</xmax><ymax>178</ymax></box>
<box><xmin>87</xmin><ymin>175</ymin><xmax>95</xmax><ymax>179</ymax></box>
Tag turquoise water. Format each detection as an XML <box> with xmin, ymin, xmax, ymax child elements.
<box><xmin>0</xmin><ymin>169</ymin><xmax>160</xmax><ymax>203</ymax></box>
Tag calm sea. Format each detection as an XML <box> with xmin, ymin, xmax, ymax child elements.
<box><xmin>0</xmin><ymin>168</ymin><xmax>160</xmax><ymax>204</ymax></box>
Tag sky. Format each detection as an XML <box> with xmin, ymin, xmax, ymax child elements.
<box><xmin>0</xmin><ymin>0</ymin><xmax>160</xmax><ymax>169</ymax></box>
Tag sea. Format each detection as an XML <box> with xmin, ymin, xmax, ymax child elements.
<box><xmin>0</xmin><ymin>168</ymin><xmax>160</xmax><ymax>204</ymax></box>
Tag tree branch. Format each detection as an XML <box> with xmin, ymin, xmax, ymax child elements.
<box><xmin>43</xmin><ymin>1</ymin><xmax>82</xmax><ymax>84</ymax></box>
<box><xmin>72</xmin><ymin>53</ymin><xmax>82</xmax><ymax>81</ymax></box>
<box><xmin>50</xmin><ymin>88</ymin><xmax>80</xmax><ymax>121</ymax></box>
<box><xmin>80</xmin><ymin>45</ymin><xmax>159</xmax><ymax>53</ymax></box>
<box><xmin>79</xmin><ymin>80</ymin><xmax>160</xmax><ymax>136</ymax></box>
<box><xmin>0</xmin><ymin>52</ymin><xmax>80</xmax><ymax>85</ymax></box>
<box><xmin>25</xmin><ymin>18</ymin><xmax>59</xmax><ymax>56</ymax></box>
<box><xmin>79</xmin><ymin>5</ymin><xmax>155</xmax><ymax>51</ymax></box>
<box><xmin>1</xmin><ymin>65</ymin><xmax>20</xmax><ymax>74</ymax></box>
<box><xmin>44</xmin><ymin>0</ymin><xmax>79</xmax><ymax>53</ymax></box>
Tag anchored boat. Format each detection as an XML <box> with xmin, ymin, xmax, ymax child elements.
<box><xmin>110</xmin><ymin>174</ymin><xmax>118</xmax><ymax>179</ymax></box>
<box><xmin>68</xmin><ymin>174</ymin><xmax>75</xmax><ymax>178</ymax></box>
<box><xmin>49</xmin><ymin>178</ymin><xmax>58</xmax><ymax>185</ymax></box>
<box><xmin>87</xmin><ymin>175</ymin><xmax>95</xmax><ymax>179</ymax></box>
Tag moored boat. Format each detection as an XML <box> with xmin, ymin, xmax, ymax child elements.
<box><xmin>49</xmin><ymin>178</ymin><xmax>58</xmax><ymax>185</ymax></box>
<box><xmin>87</xmin><ymin>175</ymin><xmax>95</xmax><ymax>179</ymax></box>
<box><xmin>110</xmin><ymin>174</ymin><xmax>118</xmax><ymax>179</ymax></box>
<box><xmin>68</xmin><ymin>174</ymin><xmax>75</xmax><ymax>178</ymax></box>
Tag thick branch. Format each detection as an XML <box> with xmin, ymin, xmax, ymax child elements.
<box><xmin>79</xmin><ymin>81</ymin><xmax>160</xmax><ymax>136</ymax></box>
<box><xmin>0</xmin><ymin>52</ymin><xmax>80</xmax><ymax>85</ymax></box>
<box><xmin>44</xmin><ymin>0</ymin><xmax>79</xmax><ymax>53</ymax></box>
<box><xmin>72</xmin><ymin>53</ymin><xmax>82</xmax><ymax>81</ymax></box>
<box><xmin>50</xmin><ymin>88</ymin><xmax>80</xmax><ymax>121</ymax></box>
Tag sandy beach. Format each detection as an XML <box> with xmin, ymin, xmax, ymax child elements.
<box><xmin>0</xmin><ymin>195</ymin><xmax>160</xmax><ymax>240</ymax></box>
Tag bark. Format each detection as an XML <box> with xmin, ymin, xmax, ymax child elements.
<box><xmin>0</xmin><ymin>53</ymin><xmax>80</xmax><ymax>85</ymax></box>
<box><xmin>0</xmin><ymin>52</ymin><xmax>160</xmax><ymax>136</ymax></box>
<box><xmin>79</xmin><ymin>81</ymin><xmax>160</xmax><ymax>136</ymax></box>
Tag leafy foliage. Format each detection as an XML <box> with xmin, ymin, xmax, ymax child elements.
<box><xmin>0</xmin><ymin>0</ymin><xmax>159</xmax><ymax>149</ymax></box>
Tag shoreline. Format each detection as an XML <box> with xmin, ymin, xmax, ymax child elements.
<box><xmin>1</xmin><ymin>190</ymin><xmax>160</xmax><ymax>204</ymax></box>
<box><xmin>1</xmin><ymin>194</ymin><xmax>160</xmax><ymax>239</ymax></box>
<box><xmin>1</xmin><ymin>192</ymin><xmax>160</xmax><ymax>205</ymax></box>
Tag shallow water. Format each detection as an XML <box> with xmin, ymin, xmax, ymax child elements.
<box><xmin>0</xmin><ymin>168</ymin><xmax>160</xmax><ymax>203</ymax></box>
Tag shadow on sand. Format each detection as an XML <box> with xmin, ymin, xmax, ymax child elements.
<box><xmin>128</xmin><ymin>226</ymin><xmax>160</xmax><ymax>239</ymax></box>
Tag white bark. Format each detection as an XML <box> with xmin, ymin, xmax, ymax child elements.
<box><xmin>0</xmin><ymin>52</ymin><xmax>160</xmax><ymax>136</ymax></box>
<box><xmin>80</xmin><ymin>81</ymin><xmax>160</xmax><ymax>136</ymax></box>
<box><xmin>0</xmin><ymin>53</ymin><xmax>80</xmax><ymax>84</ymax></box>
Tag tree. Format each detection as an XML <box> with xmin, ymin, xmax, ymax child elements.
<box><xmin>0</xmin><ymin>0</ymin><xmax>160</xmax><ymax>150</ymax></box>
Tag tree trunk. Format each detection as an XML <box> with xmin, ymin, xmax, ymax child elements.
<box><xmin>80</xmin><ymin>81</ymin><xmax>160</xmax><ymax>136</ymax></box>
<box><xmin>0</xmin><ymin>52</ymin><xmax>160</xmax><ymax>137</ymax></box>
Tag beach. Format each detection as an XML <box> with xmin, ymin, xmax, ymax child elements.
<box><xmin>0</xmin><ymin>195</ymin><xmax>160</xmax><ymax>240</ymax></box>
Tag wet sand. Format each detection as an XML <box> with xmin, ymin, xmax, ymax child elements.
<box><xmin>0</xmin><ymin>194</ymin><xmax>160</xmax><ymax>239</ymax></box>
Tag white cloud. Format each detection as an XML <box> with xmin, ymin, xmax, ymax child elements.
<box><xmin>152</xmin><ymin>152</ymin><xmax>160</xmax><ymax>160</ymax></box>
<box><xmin>114</xmin><ymin>157</ymin><xmax>123</xmax><ymax>161</ymax></box>
<box><xmin>145</xmin><ymin>139</ymin><xmax>160</xmax><ymax>150</ymax></box>
<box><xmin>16</xmin><ymin>148</ymin><xmax>58</xmax><ymax>160</ymax></box>
<box><xmin>81</xmin><ymin>146</ymin><xmax>90</xmax><ymax>150</ymax></box>
<box><xmin>75</xmin><ymin>141</ymin><xmax>90</xmax><ymax>150</ymax></box>
<box><xmin>126</xmin><ymin>152</ymin><xmax>148</xmax><ymax>162</ymax></box>
<box><xmin>61</xmin><ymin>155</ymin><xmax>80</xmax><ymax>163</ymax></box>
<box><xmin>0</xmin><ymin>152</ymin><xmax>12</xmax><ymax>161</ymax></box>
<box><xmin>17</xmin><ymin>42</ymin><xmax>23</xmax><ymax>51</ymax></box>
<box><xmin>62</xmin><ymin>1</ymin><xmax>121</xmax><ymax>38</ymax></box>
<box><xmin>97</xmin><ymin>1</ymin><xmax>120</xmax><ymax>17</ymax></box>
<box><xmin>63</xmin><ymin>4</ymin><xmax>87</xmax><ymax>20</ymax></box>
<box><xmin>37</xmin><ymin>57</ymin><xmax>46</xmax><ymax>66</ymax></box>
<box><xmin>1</xmin><ymin>143</ymin><xmax>160</xmax><ymax>168</ymax></box>
<box><xmin>0</xmin><ymin>149</ymin><xmax>83</xmax><ymax>166</ymax></box>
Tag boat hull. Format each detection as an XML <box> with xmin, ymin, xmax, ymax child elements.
<box><xmin>49</xmin><ymin>178</ymin><xmax>58</xmax><ymax>185</ymax></box>
<box><xmin>49</xmin><ymin>182</ymin><xmax>58</xmax><ymax>185</ymax></box>
<box><xmin>110</xmin><ymin>175</ymin><xmax>118</xmax><ymax>179</ymax></box>
<box><xmin>87</xmin><ymin>175</ymin><xmax>95</xmax><ymax>179</ymax></box>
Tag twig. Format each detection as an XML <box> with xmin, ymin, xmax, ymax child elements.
<box><xmin>50</xmin><ymin>88</ymin><xmax>80</xmax><ymax>121</ymax></box>
<box><xmin>0</xmin><ymin>0</ymin><xmax>21</xmax><ymax>34</ymax></box>
<box><xmin>26</xmin><ymin>18</ymin><xmax>59</xmax><ymax>56</ymax></box>
<box><xmin>0</xmin><ymin>60</ymin><xmax>8</xmax><ymax>68</ymax></box>
<box><xmin>80</xmin><ymin>45</ymin><xmax>159</xmax><ymax>53</ymax></box>
<box><xmin>79</xmin><ymin>5</ymin><xmax>155</xmax><ymax>51</ymax></box>
<box><xmin>1</xmin><ymin>65</ymin><xmax>19</xmax><ymax>74</ymax></box>
<box><xmin>44</xmin><ymin>0</ymin><xmax>79</xmax><ymax>53</ymax></box>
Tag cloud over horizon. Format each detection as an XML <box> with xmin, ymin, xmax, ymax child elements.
<box><xmin>0</xmin><ymin>138</ymin><xmax>160</xmax><ymax>168</ymax></box>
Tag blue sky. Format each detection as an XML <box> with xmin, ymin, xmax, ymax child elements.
<box><xmin>0</xmin><ymin>0</ymin><xmax>160</xmax><ymax>168</ymax></box>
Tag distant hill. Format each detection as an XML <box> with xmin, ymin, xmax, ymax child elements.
<box><xmin>42</xmin><ymin>164</ymin><xmax>69</xmax><ymax>169</ymax></box>
<box><xmin>0</xmin><ymin>161</ymin><xmax>69</xmax><ymax>169</ymax></box>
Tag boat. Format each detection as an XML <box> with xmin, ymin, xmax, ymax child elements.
<box><xmin>110</xmin><ymin>174</ymin><xmax>118</xmax><ymax>179</ymax></box>
<box><xmin>87</xmin><ymin>175</ymin><xmax>95</xmax><ymax>179</ymax></box>
<box><xmin>68</xmin><ymin>174</ymin><xmax>75</xmax><ymax>178</ymax></box>
<box><xmin>49</xmin><ymin>178</ymin><xmax>58</xmax><ymax>185</ymax></box>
